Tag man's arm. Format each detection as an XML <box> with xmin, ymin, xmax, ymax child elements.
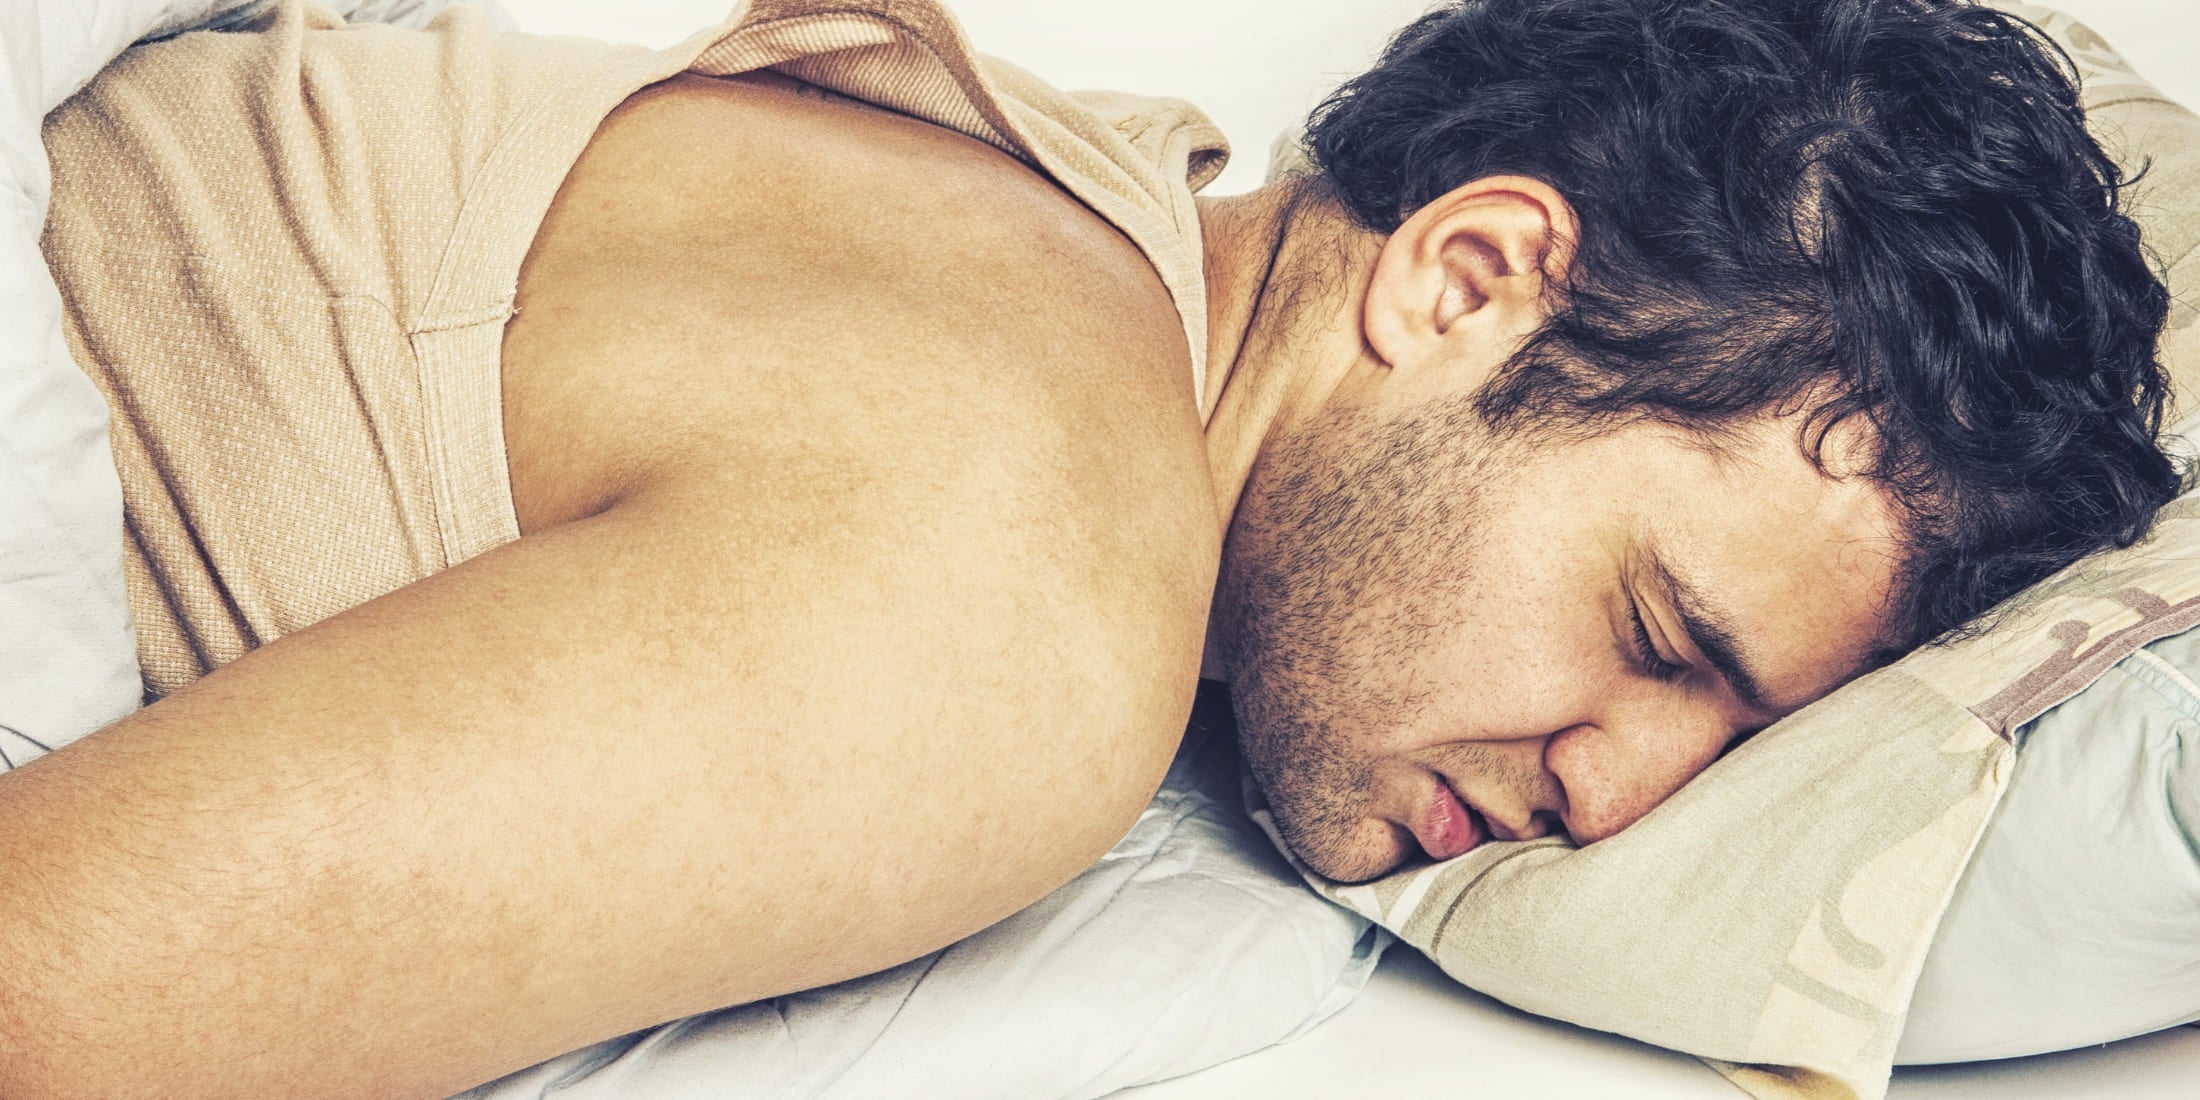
<box><xmin>0</xmin><ymin>80</ymin><xmax>1218</xmax><ymax>1096</ymax></box>
<box><xmin>0</xmin><ymin>406</ymin><xmax>1210</xmax><ymax>1100</ymax></box>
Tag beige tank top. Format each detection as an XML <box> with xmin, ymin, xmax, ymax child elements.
<box><xmin>41</xmin><ymin>0</ymin><xmax>1230</xmax><ymax>696</ymax></box>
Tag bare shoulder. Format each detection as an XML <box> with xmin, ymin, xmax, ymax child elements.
<box><xmin>501</xmin><ymin>67</ymin><xmax>1220</xmax><ymax>680</ymax></box>
<box><xmin>509</xmin><ymin>71</ymin><xmax>1207</xmax><ymax>509</ymax></box>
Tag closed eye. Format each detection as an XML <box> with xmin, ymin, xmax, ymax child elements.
<box><xmin>1627</xmin><ymin>595</ymin><xmax>1688</xmax><ymax>683</ymax></box>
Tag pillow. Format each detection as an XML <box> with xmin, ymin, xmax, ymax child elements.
<box><xmin>1901</xmin><ymin>622</ymin><xmax>2200</xmax><ymax>1063</ymax></box>
<box><xmin>1253</xmin><ymin>4</ymin><xmax>2200</xmax><ymax>1096</ymax></box>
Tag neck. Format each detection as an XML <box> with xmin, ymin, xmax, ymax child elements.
<box><xmin>1193</xmin><ymin>183</ymin><xmax>1381</xmax><ymax>680</ymax></box>
<box><xmin>1195</xmin><ymin>184</ymin><xmax>1375</xmax><ymax>536</ymax></box>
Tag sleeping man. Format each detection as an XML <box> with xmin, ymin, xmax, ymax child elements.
<box><xmin>0</xmin><ymin>0</ymin><xmax>2181</xmax><ymax>1096</ymax></box>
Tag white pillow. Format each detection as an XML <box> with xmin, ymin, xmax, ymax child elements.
<box><xmin>1901</xmin><ymin>622</ymin><xmax>2200</xmax><ymax>1063</ymax></box>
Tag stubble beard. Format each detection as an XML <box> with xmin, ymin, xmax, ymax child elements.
<box><xmin>1218</xmin><ymin>397</ymin><xmax>1502</xmax><ymax>883</ymax></box>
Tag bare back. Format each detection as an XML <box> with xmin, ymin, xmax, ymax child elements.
<box><xmin>502</xmin><ymin>72</ymin><xmax>1212</xmax><ymax>543</ymax></box>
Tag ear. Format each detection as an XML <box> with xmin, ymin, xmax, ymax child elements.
<box><xmin>1362</xmin><ymin>176</ymin><xmax>1577</xmax><ymax>385</ymax></box>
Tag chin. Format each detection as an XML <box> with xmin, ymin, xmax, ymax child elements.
<box><xmin>1269</xmin><ymin>803</ymin><xmax>1409</xmax><ymax>884</ymax></box>
<box><xmin>1303</xmin><ymin>843</ymin><xmax>1409</xmax><ymax>885</ymax></box>
<box><xmin>1226</xmin><ymin>670</ymin><xmax>1408</xmax><ymax>881</ymax></box>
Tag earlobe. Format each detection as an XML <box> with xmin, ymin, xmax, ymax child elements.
<box><xmin>1362</xmin><ymin>176</ymin><xmax>1576</xmax><ymax>378</ymax></box>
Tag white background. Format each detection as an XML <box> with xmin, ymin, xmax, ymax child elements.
<box><xmin>500</xmin><ymin>0</ymin><xmax>2200</xmax><ymax>195</ymax></box>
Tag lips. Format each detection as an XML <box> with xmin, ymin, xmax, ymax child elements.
<box><xmin>1412</xmin><ymin>777</ymin><xmax>1486</xmax><ymax>862</ymax></box>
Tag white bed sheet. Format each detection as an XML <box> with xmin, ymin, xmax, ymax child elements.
<box><xmin>1123</xmin><ymin>949</ymin><xmax>2200</xmax><ymax>1100</ymax></box>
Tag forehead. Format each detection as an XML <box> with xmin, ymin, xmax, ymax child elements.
<box><xmin>1629</xmin><ymin>418</ymin><xmax>1905</xmax><ymax>710</ymax></box>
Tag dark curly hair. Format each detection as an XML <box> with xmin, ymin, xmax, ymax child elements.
<box><xmin>1302</xmin><ymin>0</ymin><xmax>2184</xmax><ymax>648</ymax></box>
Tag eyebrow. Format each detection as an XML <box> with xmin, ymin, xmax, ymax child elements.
<box><xmin>1642</xmin><ymin>546</ymin><xmax>1777</xmax><ymax>715</ymax></box>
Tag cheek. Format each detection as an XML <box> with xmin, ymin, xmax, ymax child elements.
<box><xmin>1391</xmin><ymin>495</ymin><xmax>1624</xmax><ymax>738</ymax></box>
<box><xmin>1227</xmin><ymin>417</ymin><xmax>1629</xmax><ymax>750</ymax></box>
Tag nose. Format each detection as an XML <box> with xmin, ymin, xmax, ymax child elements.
<box><xmin>1484</xmin><ymin>807</ymin><xmax>1569</xmax><ymax>843</ymax></box>
<box><xmin>1542</xmin><ymin>701</ymin><xmax>1738</xmax><ymax>844</ymax></box>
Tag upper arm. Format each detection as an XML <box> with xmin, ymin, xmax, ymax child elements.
<box><xmin>0</xmin><ymin>439</ymin><xmax>1209</xmax><ymax>1099</ymax></box>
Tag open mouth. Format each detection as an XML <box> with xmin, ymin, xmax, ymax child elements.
<box><xmin>1412</xmin><ymin>777</ymin><xmax>1486</xmax><ymax>861</ymax></box>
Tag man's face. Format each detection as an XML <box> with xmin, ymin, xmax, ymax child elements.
<box><xmin>1217</xmin><ymin>396</ymin><xmax>1903</xmax><ymax>883</ymax></box>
